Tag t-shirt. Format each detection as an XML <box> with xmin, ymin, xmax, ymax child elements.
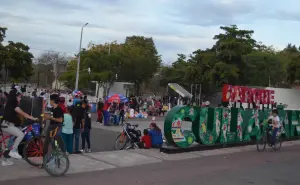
<box><xmin>141</xmin><ymin>135</ymin><xmax>151</xmax><ymax>149</ymax></box>
<box><xmin>50</xmin><ymin>106</ymin><xmax>64</xmax><ymax>125</ymax></box>
<box><xmin>72</xmin><ymin>106</ymin><xmax>84</xmax><ymax>129</ymax></box>
<box><xmin>59</xmin><ymin>103</ymin><xmax>67</xmax><ymax>113</ymax></box>
<box><xmin>272</xmin><ymin>116</ymin><xmax>280</xmax><ymax>128</ymax></box>
<box><xmin>149</xmin><ymin>129</ymin><xmax>163</xmax><ymax>146</ymax></box>
<box><xmin>3</xmin><ymin>99</ymin><xmax>20</xmax><ymax>126</ymax></box>
<box><xmin>62</xmin><ymin>114</ymin><xmax>73</xmax><ymax>134</ymax></box>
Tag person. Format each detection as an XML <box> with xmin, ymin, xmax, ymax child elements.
<box><xmin>148</xmin><ymin>122</ymin><xmax>163</xmax><ymax>148</ymax></box>
<box><xmin>72</xmin><ymin>100</ymin><xmax>84</xmax><ymax>154</ymax></box>
<box><xmin>61</xmin><ymin>106</ymin><xmax>73</xmax><ymax>155</ymax></box>
<box><xmin>271</xmin><ymin>109</ymin><xmax>280</xmax><ymax>147</ymax></box>
<box><xmin>139</xmin><ymin>129</ymin><xmax>151</xmax><ymax>149</ymax></box>
<box><xmin>119</xmin><ymin>102</ymin><xmax>125</xmax><ymax>124</ymax></box>
<box><xmin>0</xmin><ymin>90</ymin><xmax>7</xmax><ymax>115</ymax></box>
<box><xmin>67</xmin><ymin>98</ymin><xmax>73</xmax><ymax>107</ymax></box>
<box><xmin>43</xmin><ymin>94</ymin><xmax>65</xmax><ymax>157</ymax></box>
<box><xmin>81</xmin><ymin>100</ymin><xmax>92</xmax><ymax>153</ymax></box>
<box><xmin>1</xmin><ymin>89</ymin><xmax>38</xmax><ymax>164</ymax></box>
<box><xmin>58</xmin><ymin>97</ymin><xmax>67</xmax><ymax>113</ymax></box>
<box><xmin>97</xmin><ymin>100</ymin><xmax>104</xmax><ymax>124</ymax></box>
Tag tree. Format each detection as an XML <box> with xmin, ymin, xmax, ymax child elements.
<box><xmin>3</xmin><ymin>41</ymin><xmax>34</xmax><ymax>81</ymax></box>
<box><xmin>119</xmin><ymin>36</ymin><xmax>161</xmax><ymax>95</ymax></box>
<box><xmin>212</xmin><ymin>25</ymin><xmax>257</xmax><ymax>85</ymax></box>
<box><xmin>0</xmin><ymin>27</ymin><xmax>7</xmax><ymax>43</ymax></box>
<box><xmin>0</xmin><ymin>27</ymin><xmax>34</xmax><ymax>83</ymax></box>
<box><xmin>37</xmin><ymin>51</ymin><xmax>68</xmax><ymax>89</ymax></box>
<box><xmin>60</xmin><ymin>41</ymin><xmax>122</xmax><ymax>95</ymax></box>
<box><xmin>61</xmin><ymin>37</ymin><xmax>161</xmax><ymax>96</ymax></box>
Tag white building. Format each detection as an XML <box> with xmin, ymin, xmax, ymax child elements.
<box><xmin>95</xmin><ymin>82</ymin><xmax>134</xmax><ymax>98</ymax></box>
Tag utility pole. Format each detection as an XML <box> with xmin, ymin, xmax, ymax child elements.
<box><xmin>75</xmin><ymin>22</ymin><xmax>88</xmax><ymax>90</ymax></box>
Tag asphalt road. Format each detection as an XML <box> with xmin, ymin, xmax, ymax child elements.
<box><xmin>90</xmin><ymin>128</ymin><xmax>119</xmax><ymax>152</ymax></box>
<box><xmin>89</xmin><ymin>113</ymin><xmax>165</xmax><ymax>152</ymax></box>
<box><xmin>3</xmin><ymin>144</ymin><xmax>300</xmax><ymax>185</ymax></box>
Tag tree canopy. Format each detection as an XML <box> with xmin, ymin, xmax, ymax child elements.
<box><xmin>159</xmin><ymin>25</ymin><xmax>298</xmax><ymax>100</ymax></box>
<box><xmin>60</xmin><ymin>36</ymin><xmax>161</xmax><ymax>95</ymax></box>
<box><xmin>0</xmin><ymin>26</ymin><xmax>34</xmax><ymax>82</ymax></box>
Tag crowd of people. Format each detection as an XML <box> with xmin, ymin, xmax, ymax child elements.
<box><xmin>0</xmin><ymin>86</ymin><xmax>92</xmax><ymax>167</ymax></box>
<box><xmin>0</xmin><ymin>85</ymin><xmax>168</xmax><ymax>167</ymax></box>
<box><xmin>96</xmin><ymin>97</ymin><xmax>169</xmax><ymax>126</ymax></box>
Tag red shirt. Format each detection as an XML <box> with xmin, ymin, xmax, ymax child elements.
<box><xmin>141</xmin><ymin>135</ymin><xmax>151</xmax><ymax>149</ymax></box>
<box><xmin>59</xmin><ymin>103</ymin><xmax>67</xmax><ymax>113</ymax></box>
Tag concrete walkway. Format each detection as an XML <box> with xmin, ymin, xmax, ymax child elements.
<box><xmin>1</xmin><ymin>140</ymin><xmax>300</xmax><ymax>181</ymax></box>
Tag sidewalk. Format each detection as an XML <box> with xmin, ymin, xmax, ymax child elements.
<box><xmin>1</xmin><ymin>140</ymin><xmax>300</xmax><ymax>182</ymax></box>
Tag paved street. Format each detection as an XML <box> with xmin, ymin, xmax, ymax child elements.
<box><xmin>89</xmin><ymin>113</ymin><xmax>168</xmax><ymax>153</ymax></box>
<box><xmin>90</xmin><ymin>128</ymin><xmax>119</xmax><ymax>152</ymax></box>
<box><xmin>1</xmin><ymin>140</ymin><xmax>300</xmax><ymax>185</ymax></box>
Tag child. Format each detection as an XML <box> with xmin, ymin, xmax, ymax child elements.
<box><xmin>62</xmin><ymin>106</ymin><xmax>73</xmax><ymax>155</ymax></box>
<box><xmin>81</xmin><ymin>100</ymin><xmax>92</xmax><ymax>153</ymax></box>
<box><xmin>140</xmin><ymin>129</ymin><xmax>151</xmax><ymax>149</ymax></box>
<box><xmin>149</xmin><ymin>122</ymin><xmax>163</xmax><ymax>148</ymax></box>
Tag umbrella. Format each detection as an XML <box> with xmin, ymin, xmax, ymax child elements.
<box><xmin>72</xmin><ymin>90</ymin><xmax>83</xmax><ymax>97</ymax></box>
<box><xmin>106</xmin><ymin>94</ymin><xmax>128</xmax><ymax>103</ymax></box>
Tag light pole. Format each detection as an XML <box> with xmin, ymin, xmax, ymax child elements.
<box><xmin>75</xmin><ymin>22</ymin><xmax>88</xmax><ymax>90</ymax></box>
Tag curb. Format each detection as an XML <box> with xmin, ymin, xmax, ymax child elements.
<box><xmin>160</xmin><ymin>136</ymin><xmax>300</xmax><ymax>154</ymax></box>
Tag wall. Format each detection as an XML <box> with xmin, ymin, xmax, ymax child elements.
<box><xmin>95</xmin><ymin>82</ymin><xmax>134</xmax><ymax>98</ymax></box>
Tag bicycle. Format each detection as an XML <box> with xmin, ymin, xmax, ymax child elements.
<box><xmin>115</xmin><ymin>121</ymin><xmax>141</xmax><ymax>150</ymax></box>
<box><xmin>0</xmin><ymin>116</ymin><xmax>43</xmax><ymax>162</ymax></box>
<box><xmin>23</xmin><ymin>116</ymin><xmax>45</xmax><ymax>167</ymax></box>
<box><xmin>257</xmin><ymin>124</ymin><xmax>282</xmax><ymax>152</ymax></box>
<box><xmin>43</xmin><ymin>124</ymin><xmax>69</xmax><ymax>177</ymax></box>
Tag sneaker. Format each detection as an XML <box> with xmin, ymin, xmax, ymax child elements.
<box><xmin>65</xmin><ymin>152</ymin><xmax>70</xmax><ymax>156</ymax></box>
<box><xmin>87</xmin><ymin>149</ymin><xmax>92</xmax><ymax>153</ymax></box>
<box><xmin>80</xmin><ymin>149</ymin><xmax>84</xmax><ymax>153</ymax></box>
<box><xmin>9</xmin><ymin>150</ymin><xmax>22</xmax><ymax>159</ymax></box>
<box><xmin>1</xmin><ymin>159</ymin><xmax>14</xmax><ymax>166</ymax></box>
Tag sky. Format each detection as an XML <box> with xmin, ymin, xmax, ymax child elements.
<box><xmin>1</xmin><ymin>0</ymin><xmax>300</xmax><ymax>63</ymax></box>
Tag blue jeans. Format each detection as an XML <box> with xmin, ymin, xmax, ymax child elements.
<box><xmin>272</xmin><ymin>128</ymin><xmax>279</xmax><ymax>145</ymax></box>
<box><xmin>62</xmin><ymin>133</ymin><xmax>73</xmax><ymax>154</ymax></box>
<box><xmin>73</xmin><ymin>129</ymin><xmax>81</xmax><ymax>152</ymax></box>
<box><xmin>81</xmin><ymin>129</ymin><xmax>91</xmax><ymax>150</ymax></box>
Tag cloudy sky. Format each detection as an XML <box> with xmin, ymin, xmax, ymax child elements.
<box><xmin>1</xmin><ymin>0</ymin><xmax>300</xmax><ymax>63</ymax></box>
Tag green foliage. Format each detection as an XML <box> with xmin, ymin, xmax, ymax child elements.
<box><xmin>0</xmin><ymin>27</ymin><xmax>34</xmax><ymax>81</ymax></box>
<box><xmin>61</xmin><ymin>36</ymin><xmax>161</xmax><ymax>95</ymax></box>
<box><xmin>160</xmin><ymin>25</ymin><xmax>299</xmax><ymax>99</ymax></box>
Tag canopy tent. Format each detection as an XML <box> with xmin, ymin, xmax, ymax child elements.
<box><xmin>168</xmin><ymin>83</ymin><xmax>193</xmax><ymax>98</ymax></box>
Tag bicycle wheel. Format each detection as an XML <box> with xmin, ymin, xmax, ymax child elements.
<box><xmin>43</xmin><ymin>150</ymin><xmax>69</xmax><ymax>177</ymax></box>
<box><xmin>256</xmin><ymin>133</ymin><xmax>266</xmax><ymax>152</ymax></box>
<box><xmin>115</xmin><ymin>133</ymin><xmax>128</xmax><ymax>150</ymax></box>
<box><xmin>272</xmin><ymin>137</ymin><xmax>282</xmax><ymax>151</ymax></box>
<box><xmin>23</xmin><ymin>136</ymin><xmax>44</xmax><ymax>166</ymax></box>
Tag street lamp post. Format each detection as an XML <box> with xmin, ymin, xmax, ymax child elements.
<box><xmin>75</xmin><ymin>22</ymin><xmax>88</xmax><ymax>90</ymax></box>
